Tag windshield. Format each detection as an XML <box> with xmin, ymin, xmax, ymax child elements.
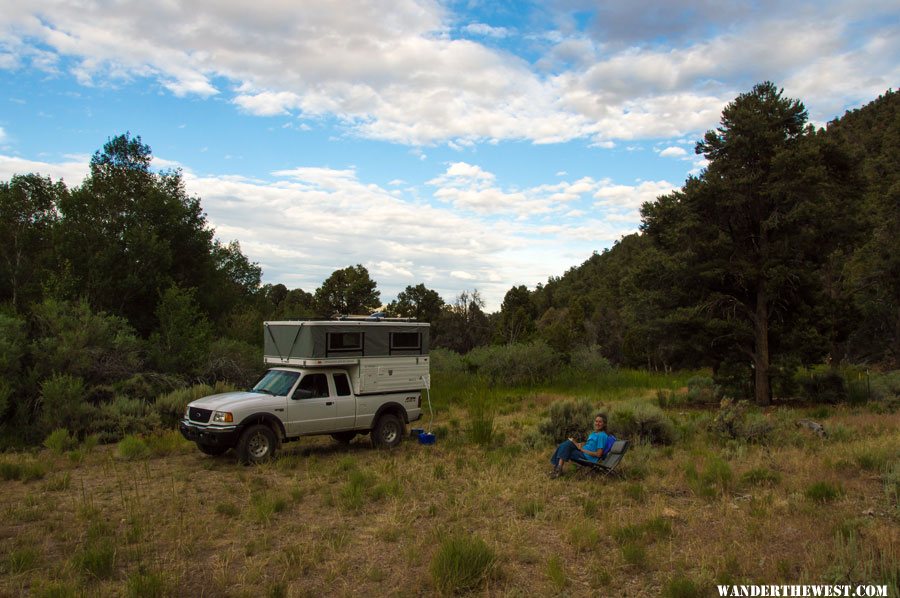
<box><xmin>251</xmin><ymin>370</ymin><xmax>300</xmax><ymax>397</ymax></box>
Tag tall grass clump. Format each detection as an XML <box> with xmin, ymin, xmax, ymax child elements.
<box><xmin>43</xmin><ymin>428</ymin><xmax>78</xmax><ymax>454</ymax></box>
<box><xmin>537</xmin><ymin>397</ymin><xmax>595</xmax><ymax>442</ymax></box>
<box><xmin>464</xmin><ymin>341</ymin><xmax>561</xmax><ymax>387</ymax></box>
<box><xmin>430</xmin><ymin>534</ymin><xmax>497</xmax><ymax>594</ymax></box>
<box><xmin>466</xmin><ymin>394</ymin><xmax>496</xmax><ymax>446</ymax></box>
<box><xmin>609</xmin><ymin>401</ymin><xmax>675</xmax><ymax>445</ymax></box>
<box><xmin>116</xmin><ymin>434</ymin><xmax>150</xmax><ymax>460</ymax></box>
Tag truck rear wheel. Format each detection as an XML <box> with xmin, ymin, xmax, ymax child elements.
<box><xmin>236</xmin><ymin>424</ymin><xmax>278</xmax><ymax>464</ymax></box>
<box><xmin>372</xmin><ymin>414</ymin><xmax>403</xmax><ymax>448</ymax></box>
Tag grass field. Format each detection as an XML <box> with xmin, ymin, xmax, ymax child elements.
<box><xmin>1</xmin><ymin>376</ymin><xmax>898</xmax><ymax>597</ymax></box>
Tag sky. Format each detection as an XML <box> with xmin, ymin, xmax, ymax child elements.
<box><xmin>1</xmin><ymin>0</ymin><xmax>897</xmax><ymax>310</ymax></box>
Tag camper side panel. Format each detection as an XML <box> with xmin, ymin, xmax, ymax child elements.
<box><xmin>357</xmin><ymin>356</ymin><xmax>429</xmax><ymax>394</ymax></box>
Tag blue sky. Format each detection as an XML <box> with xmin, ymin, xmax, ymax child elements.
<box><xmin>1</xmin><ymin>0</ymin><xmax>897</xmax><ymax>309</ymax></box>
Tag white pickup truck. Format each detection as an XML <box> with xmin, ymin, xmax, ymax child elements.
<box><xmin>179</xmin><ymin>319</ymin><xmax>429</xmax><ymax>463</ymax></box>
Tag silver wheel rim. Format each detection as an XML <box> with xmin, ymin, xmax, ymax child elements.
<box><xmin>381</xmin><ymin>422</ymin><xmax>399</xmax><ymax>444</ymax></box>
<box><xmin>248</xmin><ymin>432</ymin><xmax>270</xmax><ymax>458</ymax></box>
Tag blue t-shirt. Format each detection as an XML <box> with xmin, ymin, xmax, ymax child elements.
<box><xmin>581</xmin><ymin>431</ymin><xmax>608</xmax><ymax>463</ymax></box>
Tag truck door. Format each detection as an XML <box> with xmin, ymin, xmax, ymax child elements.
<box><xmin>287</xmin><ymin>373</ymin><xmax>335</xmax><ymax>434</ymax></box>
<box><xmin>331</xmin><ymin>372</ymin><xmax>356</xmax><ymax>430</ymax></box>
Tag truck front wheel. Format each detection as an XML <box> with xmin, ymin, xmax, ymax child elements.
<box><xmin>236</xmin><ymin>424</ymin><xmax>278</xmax><ymax>464</ymax></box>
<box><xmin>372</xmin><ymin>414</ymin><xmax>403</xmax><ymax>448</ymax></box>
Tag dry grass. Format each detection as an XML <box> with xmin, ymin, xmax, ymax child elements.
<box><xmin>0</xmin><ymin>399</ymin><xmax>897</xmax><ymax>597</ymax></box>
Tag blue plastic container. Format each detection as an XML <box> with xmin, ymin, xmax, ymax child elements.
<box><xmin>418</xmin><ymin>432</ymin><xmax>436</xmax><ymax>445</ymax></box>
<box><xmin>410</xmin><ymin>427</ymin><xmax>425</xmax><ymax>437</ymax></box>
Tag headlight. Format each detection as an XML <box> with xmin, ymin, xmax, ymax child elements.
<box><xmin>212</xmin><ymin>411</ymin><xmax>233</xmax><ymax>423</ymax></box>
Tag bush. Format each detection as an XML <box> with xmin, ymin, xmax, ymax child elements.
<box><xmin>569</xmin><ymin>345</ymin><xmax>613</xmax><ymax>374</ymax></box>
<box><xmin>538</xmin><ymin>398</ymin><xmax>595</xmax><ymax>443</ymax></box>
<box><xmin>430</xmin><ymin>347</ymin><xmax>467</xmax><ymax>376</ymax></box>
<box><xmin>799</xmin><ymin>370</ymin><xmax>847</xmax><ymax>404</ymax></box>
<box><xmin>117</xmin><ymin>434</ymin><xmax>150</xmax><ymax>460</ymax></box>
<box><xmin>40</xmin><ymin>374</ymin><xmax>95</xmax><ymax>434</ymax></box>
<box><xmin>609</xmin><ymin>401</ymin><xmax>675</xmax><ymax>445</ymax></box>
<box><xmin>31</xmin><ymin>299</ymin><xmax>142</xmax><ymax>385</ymax></box>
<box><xmin>148</xmin><ymin>285</ymin><xmax>212</xmax><ymax>376</ymax></box>
<box><xmin>44</xmin><ymin>428</ymin><xmax>78</xmax><ymax>454</ymax></box>
<box><xmin>114</xmin><ymin>373</ymin><xmax>183</xmax><ymax>404</ymax></box>
<box><xmin>870</xmin><ymin>370</ymin><xmax>900</xmax><ymax>402</ymax></box>
<box><xmin>710</xmin><ymin>400</ymin><xmax>773</xmax><ymax>444</ymax></box>
<box><xmin>464</xmin><ymin>341</ymin><xmax>562</xmax><ymax>386</ymax></box>
<box><xmin>200</xmin><ymin>338</ymin><xmax>261</xmax><ymax>388</ymax></box>
<box><xmin>685</xmin><ymin>376</ymin><xmax>719</xmax><ymax>404</ymax></box>
<box><xmin>91</xmin><ymin>397</ymin><xmax>161</xmax><ymax>443</ymax></box>
<box><xmin>430</xmin><ymin>534</ymin><xmax>497</xmax><ymax>594</ymax></box>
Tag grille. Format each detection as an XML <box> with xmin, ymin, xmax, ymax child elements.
<box><xmin>189</xmin><ymin>407</ymin><xmax>212</xmax><ymax>423</ymax></box>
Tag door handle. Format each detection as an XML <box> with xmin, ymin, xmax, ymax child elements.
<box><xmin>326</xmin><ymin>401</ymin><xmax>334</xmax><ymax>406</ymax></box>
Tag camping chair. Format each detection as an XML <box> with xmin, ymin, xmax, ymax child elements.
<box><xmin>574</xmin><ymin>439</ymin><xmax>630</xmax><ymax>478</ymax></box>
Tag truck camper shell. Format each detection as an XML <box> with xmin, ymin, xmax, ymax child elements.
<box><xmin>263</xmin><ymin>320</ymin><xmax>430</xmax><ymax>394</ymax></box>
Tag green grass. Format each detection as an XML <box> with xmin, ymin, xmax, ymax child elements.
<box><xmin>805</xmin><ymin>481</ymin><xmax>844</xmax><ymax>503</ymax></box>
<box><xmin>0</xmin><ymin>459</ymin><xmax>46</xmax><ymax>482</ymax></box>
<box><xmin>547</xmin><ymin>555</ymin><xmax>567</xmax><ymax>590</ymax></box>
<box><xmin>116</xmin><ymin>435</ymin><xmax>150</xmax><ymax>460</ymax></box>
<box><xmin>72</xmin><ymin>538</ymin><xmax>116</xmax><ymax>579</ymax></box>
<box><xmin>43</xmin><ymin>428</ymin><xmax>78</xmax><ymax>454</ymax></box>
<box><xmin>430</xmin><ymin>534</ymin><xmax>497</xmax><ymax>594</ymax></box>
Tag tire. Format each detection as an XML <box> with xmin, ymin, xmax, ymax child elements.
<box><xmin>236</xmin><ymin>424</ymin><xmax>278</xmax><ymax>464</ymax></box>
<box><xmin>371</xmin><ymin>414</ymin><xmax>404</xmax><ymax>448</ymax></box>
<box><xmin>196</xmin><ymin>443</ymin><xmax>229</xmax><ymax>456</ymax></box>
<box><xmin>331</xmin><ymin>431</ymin><xmax>357</xmax><ymax>445</ymax></box>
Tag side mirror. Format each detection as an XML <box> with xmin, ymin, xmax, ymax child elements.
<box><xmin>292</xmin><ymin>388</ymin><xmax>314</xmax><ymax>400</ymax></box>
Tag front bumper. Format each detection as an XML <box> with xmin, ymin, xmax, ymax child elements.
<box><xmin>179</xmin><ymin>420</ymin><xmax>241</xmax><ymax>448</ymax></box>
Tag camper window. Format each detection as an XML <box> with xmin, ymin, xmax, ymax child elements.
<box><xmin>327</xmin><ymin>332</ymin><xmax>363</xmax><ymax>352</ymax></box>
<box><xmin>390</xmin><ymin>332</ymin><xmax>421</xmax><ymax>351</ymax></box>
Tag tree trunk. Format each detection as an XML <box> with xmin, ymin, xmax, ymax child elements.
<box><xmin>753</xmin><ymin>286</ymin><xmax>771</xmax><ymax>406</ymax></box>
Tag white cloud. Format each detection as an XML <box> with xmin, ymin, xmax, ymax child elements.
<box><xmin>463</xmin><ymin>23</ymin><xmax>511</xmax><ymax>38</ymax></box>
<box><xmin>659</xmin><ymin>146</ymin><xmax>687</xmax><ymax>158</ymax></box>
<box><xmin>0</xmin><ymin>153</ymin><xmax>89</xmax><ymax>184</ymax></box>
<box><xmin>0</xmin><ymin>127</ymin><xmax>5</xmax><ymax>142</ymax></box>
<box><xmin>3</xmin><ymin>0</ymin><xmax>892</xmax><ymax>145</ymax></box>
<box><xmin>593</xmin><ymin>179</ymin><xmax>676</xmax><ymax>214</ymax></box>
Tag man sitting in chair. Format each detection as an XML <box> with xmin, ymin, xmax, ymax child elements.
<box><xmin>549</xmin><ymin>413</ymin><xmax>609</xmax><ymax>478</ymax></box>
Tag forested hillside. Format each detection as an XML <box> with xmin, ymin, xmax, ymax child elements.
<box><xmin>490</xmin><ymin>86</ymin><xmax>898</xmax><ymax>403</ymax></box>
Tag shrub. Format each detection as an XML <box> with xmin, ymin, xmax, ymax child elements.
<box><xmin>149</xmin><ymin>285</ymin><xmax>212</xmax><ymax>376</ymax></box>
<box><xmin>200</xmin><ymin>338</ymin><xmax>261</xmax><ymax>388</ymax></box>
<box><xmin>39</xmin><ymin>374</ymin><xmax>94</xmax><ymax>434</ymax></box>
<box><xmin>92</xmin><ymin>397</ymin><xmax>161</xmax><ymax>443</ymax></box>
<box><xmin>569</xmin><ymin>345</ymin><xmax>613</xmax><ymax>374</ymax></box>
<box><xmin>117</xmin><ymin>434</ymin><xmax>150</xmax><ymax>460</ymax></box>
<box><xmin>685</xmin><ymin>376</ymin><xmax>719</xmax><ymax>404</ymax></box>
<box><xmin>464</xmin><ymin>341</ymin><xmax>561</xmax><ymax>386</ymax></box>
<box><xmin>538</xmin><ymin>398</ymin><xmax>595</xmax><ymax>443</ymax></box>
<box><xmin>710</xmin><ymin>400</ymin><xmax>772</xmax><ymax>444</ymax></box>
<box><xmin>799</xmin><ymin>370</ymin><xmax>847</xmax><ymax>404</ymax></box>
<box><xmin>30</xmin><ymin>299</ymin><xmax>142</xmax><ymax>385</ymax></box>
<box><xmin>870</xmin><ymin>370</ymin><xmax>900</xmax><ymax>402</ymax></box>
<box><xmin>430</xmin><ymin>347</ymin><xmax>467</xmax><ymax>376</ymax></box>
<box><xmin>686</xmin><ymin>458</ymin><xmax>733</xmax><ymax>497</ymax></box>
<box><xmin>43</xmin><ymin>428</ymin><xmax>78</xmax><ymax>454</ymax></box>
<box><xmin>609</xmin><ymin>401</ymin><xmax>675</xmax><ymax>445</ymax></box>
<box><xmin>114</xmin><ymin>373</ymin><xmax>183</xmax><ymax>404</ymax></box>
<box><xmin>430</xmin><ymin>534</ymin><xmax>497</xmax><ymax>594</ymax></box>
